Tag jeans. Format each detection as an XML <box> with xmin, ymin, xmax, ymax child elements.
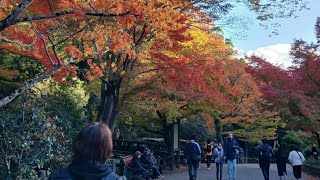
<box><xmin>216</xmin><ymin>163</ymin><xmax>223</xmax><ymax>180</ymax></box>
<box><xmin>261</xmin><ymin>163</ymin><xmax>270</xmax><ymax>180</ymax></box>
<box><xmin>188</xmin><ymin>160</ymin><xmax>199</xmax><ymax>180</ymax></box>
<box><xmin>227</xmin><ymin>159</ymin><xmax>237</xmax><ymax>180</ymax></box>
<box><xmin>206</xmin><ymin>155</ymin><xmax>212</xmax><ymax>168</ymax></box>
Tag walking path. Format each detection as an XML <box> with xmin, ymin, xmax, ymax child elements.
<box><xmin>165</xmin><ymin>163</ymin><xmax>299</xmax><ymax>180</ymax></box>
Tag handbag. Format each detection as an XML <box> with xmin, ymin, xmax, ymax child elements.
<box><xmin>295</xmin><ymin>151</ymin><xmax>303</xmax><ymax>164</ymax></box>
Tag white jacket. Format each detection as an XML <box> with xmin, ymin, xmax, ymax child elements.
<box><xmin>288</xmin><ymin>150</ymin><xmax>305</xmax><ymax>166</ymax></box>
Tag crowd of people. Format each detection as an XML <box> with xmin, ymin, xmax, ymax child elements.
<box><xmin>47</xmin><ymin>122</ymin><xmax>316</xmax><ymax>180</ymax></box>
<box><xmin>184</xmin><ymin>133</ymin><xmax>241</xmax><ymax>180</ymax></box>
<box><xmin>184</xmin><ymin>133</ymin><xmax>312</xmax><ymax>180</ymax></box>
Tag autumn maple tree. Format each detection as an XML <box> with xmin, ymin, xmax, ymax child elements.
<box><xmin>0</xmin><ymin>0</ymin><xmax>311</xmax><ymax>132</ymax></box>
<box><xmin>246</xmin><ymin>18</ymin><xmax>320</xmax><ymax>147</ymax></box>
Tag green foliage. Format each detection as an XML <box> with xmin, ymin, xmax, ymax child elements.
<box><xmin>180</xmin><ymin>116</ymin><xmax>215</xmax><ymax>144</ymax></box>
<box><xmin>282</xmin><ymin>130</ymin><xmax>306</xmax><ymax>152</ymax></box>
<box><xmin>0</xmin><ymin>77</ymin><xmax>89</xmax><ymax>179</ymax></box>
<box><xmin>32</xmin><ymin>77</ymin><xmax>89</xmax><ymax>124</ymax></box>
<box><xmin>0</xmin><ymin>99</ymin><xmax>73</xmax><ymax>179</ymax></box>
<box><xmin>0</xmin><ymin>51</ymin><xmax>45</xmax><ymax>98</ymax></box>
<box><xmin>305</xmin><ymin>158</ymin><xmax>320</xmax><ymax>166</ymax></box>
<box><xmin>231</xmin><ymin>118</ymin><xmax>283</xmax><ymax>144</ymax></box>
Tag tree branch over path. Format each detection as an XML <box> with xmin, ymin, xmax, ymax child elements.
<box><xmin>0</xmin><ymin>9</ymin><xmax>133</xmax><ymax>31</ymax></box>
<box><xmin>0</xmin><ymin>62</ymin><xmax>69</xmax><ymax>108</ymax></box>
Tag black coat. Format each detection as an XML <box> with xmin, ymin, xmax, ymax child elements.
<box><xmin>129</xmin><ymin>156</ymin><xmax>147</xmax><ymax>175</ymax></box>
<box><xmin>48</xmin><ymin>160</ymin><xmax>119</xmax><ymax>180</ymax></box>
<box><xmin>141</xmin><ymin>154</ymin><xmax>154</xmax><ymax>167</ymax></box>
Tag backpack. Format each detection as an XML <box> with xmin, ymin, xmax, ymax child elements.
<box><xmin>260</xmin><ymin>145</ymin><xmax>272</xmax><ymax>160</ymax></box>
<box><xmin>186</xmin><ymin>142</ymin><xmax>201</xmax><ymax>161</ymax></box>
<box><xmin>206</xmin><ymin>144</ymin><xmax>212</xmax><ymax>153</ymax></box>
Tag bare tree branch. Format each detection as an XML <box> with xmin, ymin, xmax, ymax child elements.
<box><xmin>30</xmin><ymin>23</ymin><xmax>56</xmax><ymax>66</ymax></box>
<box><xmin>47</xmin><ymin>34</ymin><xmax>62</xmax><ymax>65</ymax></box>
<box><xmin>0</xmin><ymin>9</ymin><xmax>134</xmax><ymax>31</ymax></box>
<box><xmin>0</xmin><ymin>0</ymin><xmax>33</xmax><ymax>30</ymax></box>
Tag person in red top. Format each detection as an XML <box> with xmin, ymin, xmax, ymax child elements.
<box><xmin>204</xmin><ymin>139</ymin><xmax>214</xmax><ymax>170</ymax></box>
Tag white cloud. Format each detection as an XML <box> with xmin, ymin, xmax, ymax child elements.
<box><xmin>246</xmin><ymin>44</ymin><xmax>293</xmax><ymax>68</ymax></box>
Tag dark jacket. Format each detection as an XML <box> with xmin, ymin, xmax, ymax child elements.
<box><xmin>130</xmin><ymin>156</ymin><xmax>147</xmax><ymax>175</ymax></box>
<box><xmin>141</xmin><ymin>153</ymin><xmax>154</xmax><ymax>167</ymax></box>
<box><xmin>258</xmin><ymin>144</ymin><xmax>273</xmax><ymax>164</ymax></box>
<box><xmin>184</xmin><ymin>140</ymin><xmax>201</xmax><ymax>161</ymax></box>
<box><xmin>223</xmin><ymin>138</ymin><xmax>239</xmax><ymax>160</ymax></box>
<box><xmin>275</xmin><ymin>147</ymin><xmax>287</xmax><ymax>163</ymax></box>
<box><xmin>48</xmin><ymin>160</ymin><xmax>119</xmax><ymax>180</ymax></box>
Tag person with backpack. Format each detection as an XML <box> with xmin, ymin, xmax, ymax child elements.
<box><xmin>213</xmin><ymin>143</ymin><xmax>224</xmax><ymax>180</ymax></box>
<box><xmin>204</xmin><ymin>139</ymin><xmax>214</xmax><ymax>170</ymax></box>
<box><xmin>273</xmin><ymin>140</ymin><xmax>287</xmax><ymax>180</ymax></box>
<box><xmin>48</xmin><ymin>122</ymin><xmax>120</xmax><ymax>180</ymax></box>
<box><xmin>288</xmin><ymin>145</ymin><xmax>305</xmax><ymax>180</ymax></box>
<box><xmin>185</xmin><ymin>134</ymin><xmax>201</xmax><ymax>180</ymax></box>
<box><xmin>258</xmin><ymin>139</ymin><xmax>273</xmax><ymax>180</ymax></box>
<box><xmin>223</xmin><ymin>133</ymin><xmax>239</xmax><ymax>180</ymax></box>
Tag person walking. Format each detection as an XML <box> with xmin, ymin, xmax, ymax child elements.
<box><xmin>258</xmin><ymin>139</ymin><xmax>273</xmax><ymax>180</ymax></box>
<box><xmin>288</xmin><ymin>146</ymin><xmax>305</xmax><ymax>180</ymax></box>
<box><xmin>185</xmin><ymin>134</ymin><xmax>201</xmax><ymax>180</ymax></box>
<box><xmin>223</xmin><ymin>133</ymin><xmax>239</xmax><ymax>180</ymax></box>
<box><xmin>48</xmin><ymin>122</ymin><xmax>119</xmax><ymax>180</ymax></box>
<box><xmin>257</xmin><ymin>140</ymin><xmax>263</xmax><ymax>169</ymax></box>
<box><xmin>204</xmin><ymin>139</ymin><xmax>214</xmax><ymax>170</ymax></box>
<box><xmin>213</xmin><ymin>143</ymin><xmax>224</xmax><ymax>180</ymax></box>
<box><xmin>311</xmin><ymin>144</ymin><xmax>319</xmax><ymax>160</ymax></box>
<box><xmin>238</xmin><ymin>147</ymin><xmax>244</xmax><ymax>164</ymax></box>
<box><xmin>273</xmin><ymin>140</ymin><xmax>287</xmax><ymax>180</ymax></box>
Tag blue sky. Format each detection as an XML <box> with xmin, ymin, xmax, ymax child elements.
<box><xmin>218</xmin><ymin>0</ymin><xmax>320</xmax><ymax>67</ymax></box>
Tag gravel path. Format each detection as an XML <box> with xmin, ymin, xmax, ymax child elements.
<box><xmin>164</xmin><ymin>163</ymin><xmax>318</xmax><ymax>180</ymax></box>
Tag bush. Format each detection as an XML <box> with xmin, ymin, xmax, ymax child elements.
<box><xmin>0</xmin><ymin>102</ymin><xmax>73</xmax><ymax>179</ymax></box>
<box><xmin>0</xmin><ymin>78</ymin><xmax>89</xmax><ymax>179</ymax></box>
<box><xmin>283</xmin><ymin>130</ymin><xmax>304</xmax><ymax>152</ymax></box>
<box><xmin>305</xmin><ymin>158</ymin><xmax>320</xmax><ymax>166</ymax></box>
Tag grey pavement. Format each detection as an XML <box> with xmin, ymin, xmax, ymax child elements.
<box><xmin>165</xmin><ymin>163</ymin><xmax>299</xmax><ymax>180</ymax></box>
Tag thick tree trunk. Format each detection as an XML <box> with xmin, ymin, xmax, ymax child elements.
<box><xmin>96</xmin><ymin>78</ymin><xmax>122</xmax><ymax>131</ymax></box>
<box><xmin>156</xmin><ymin>110</ymin><xmax>175</xmax><ymax>170</ymax></box>
<box><xmin>163</xmin><ymin>123</ymin><xmax>174</xmax><ymax>170</ymax></box>
<box><xmin>215</xmin><ymin>118</ymin><xmax>222</xmax><ymax>143</ymax></box>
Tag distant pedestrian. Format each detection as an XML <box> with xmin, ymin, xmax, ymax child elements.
<box><xmin>273</xmin><ymin>140</ymin><xmax>287</xmax><ymax>180</ymax></box>
<box><xmin>288</xmin><ymin>146</ymin><xmax>305</xmax><ymax>180</ymax></box>
<box><xmin>213</xmin><ymin>143</ymin><xmax>224</xmax><ymax>180</ymax></box>
<box><xmin>258</xmin><ymin>139</ymin><xmax>273</xmax><ymax>180</ymax></box>
<box><xmin>257</xmin><ymin>140</ymin><xmax>263</xmax><ymax>169</ymax></box>
<box><xmin>311</xmin><ymin>144</ymin><xmax>319</xmax><ymax>160</ymax></box>
<box><xmin>204</xmin><ymin>139</ymin><xmax>214</xmax><ymax>170</ymax></box>
<box><xmin>238</xmin><ymin>147</ymin><xmax>244</xmax><ymax>163</ymax></box>
<box><xmin>185</xmin><ymin>135</ymin><xmax>201</xmax><ymax>180</ymax></box>
<box><xmin>223</xmin><ymin>133</ymin><xmax>239</xmax><ymax>180</ymax></box>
